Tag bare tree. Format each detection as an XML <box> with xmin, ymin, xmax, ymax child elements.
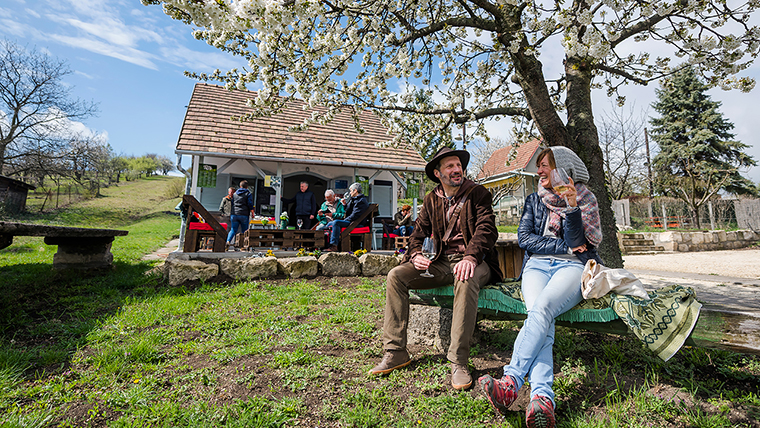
<box><xmin>0</xmin><ymin>39</ymin><xmax>97</xmax><ymax>175</ymax></box>
<box><xmin>598</xmin><ymin>103</ymin><xmax>650</xmax><ymax>200</ymax></box>
<box><xmin>469</xmin><ymin>137</ymin><xmax>510</xmax><ymax>180</ymax></box>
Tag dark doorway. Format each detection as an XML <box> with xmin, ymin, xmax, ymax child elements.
<box><xmin>281</xmin><ymin>174</ymin><xmax>326</xmax><ymax>227</ymax></box>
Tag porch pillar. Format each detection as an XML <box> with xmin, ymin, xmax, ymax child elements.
<box><xmin>274</xmin><ymin>162</ymin><xmax>283</xmax><ymax>225</ymax></box>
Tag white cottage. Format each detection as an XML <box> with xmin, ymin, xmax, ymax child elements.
<box><xmin>174</xmin><ymin>83</ymin><xmax>426</xmax><ymax>231</ymax></box>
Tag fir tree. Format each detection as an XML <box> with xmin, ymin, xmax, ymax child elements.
<box><xmin>650</xmin><ymin>67</ymin><xmax>758</xmax><ymax>228</ymax></box>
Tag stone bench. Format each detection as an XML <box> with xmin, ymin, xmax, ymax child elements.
<box><xmin>0</xmin><ymin>221</ymin><xmax>128</xmax><ymax>270</ymax></box>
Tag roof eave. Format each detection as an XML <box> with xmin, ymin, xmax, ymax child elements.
<box><xmin>175</xmin><ymin>149</ymin><xmax>426</xmax><ymax>172</ymax></box>
<box><xmin>480</xmin><ymin>169</ymin><xmax>538</xmax><ymax>185</ymax></box>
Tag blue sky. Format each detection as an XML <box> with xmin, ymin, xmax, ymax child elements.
<box><xmin>1</xmin><ymin>0</ymin><xmax>246</xmax><ymax>168</ymax></box>
<box><xmin>2</xmin><ymin>0</ymin><xmax>759</xmax><ymax>183</ymax></box>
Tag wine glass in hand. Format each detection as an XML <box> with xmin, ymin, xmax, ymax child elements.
<box><xmin>420</xmin><ymin>237</ymin><xmax>436</xmax><ymax>278</ymax></box>
<box><xmin>550</xmin><ymin>167</ymin><xmax>571</xmax><ymax>197</ymax></box>
<box><xmin>297</xmin><ymin>219</ymin><xmax>303</xmax><ymax>230</ymax></box>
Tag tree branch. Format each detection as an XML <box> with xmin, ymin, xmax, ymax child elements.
<box><xmin>595</xmin><ymin>63</ymin><xmax>649</xmax><ymax>85</ymax></box>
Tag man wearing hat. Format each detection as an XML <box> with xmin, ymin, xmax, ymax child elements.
<box><xmin>369</xmin><ymin>147</ymin><xmax>502</xmax><ymax>390</ymax></box>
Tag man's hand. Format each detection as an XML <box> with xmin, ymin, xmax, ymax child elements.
<box><xmin>309</xmin><ymin>215</ymin><xmax>315</xmax><ymax>219</ymax></box>
<box><xmin>453</xmin><ymin>258</ymin><xmax>477</xmax><ymax>282</ymax></box>
<box><xmin>571</xmin><ymin>244</ymin><xmax>587</xmax><ymax>253</ymax></box>
<box><xmin>412</xmin><ymin>253</ymin><xmax>431</xmax><ymax>271</ymax></box>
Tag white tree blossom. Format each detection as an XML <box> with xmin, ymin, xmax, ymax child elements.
<box><xmin>143</xmin><ymin>0</ymin><xmax>760</xmax><ymax>149</ymax></box>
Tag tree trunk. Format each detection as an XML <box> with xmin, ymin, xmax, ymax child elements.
<box><xmin>565</xmin><ymin>57</ymin><xmax>624</xmax><ymax>268</ymax></box>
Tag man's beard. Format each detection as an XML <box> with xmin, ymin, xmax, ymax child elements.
<box><xmin>441</xmin><ymin>173</ymin><xmax>463</xmax><ymax>187</ymax></box>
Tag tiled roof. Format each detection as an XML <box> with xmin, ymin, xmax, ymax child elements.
<box><xmin>476</xmin><ymin>139</ymin><xmax>542</xmax><ymax>180</ymax></box>
<box><xmin>176</xmin><ymin>83</ymin><xmax>426</xmax><ymax>171</ymax></box>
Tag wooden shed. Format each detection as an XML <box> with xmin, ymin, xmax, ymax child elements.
<box><xmin>0</xmin><ymin>175</ymin><xmax>36</xmax><ymax>214</ymax></box>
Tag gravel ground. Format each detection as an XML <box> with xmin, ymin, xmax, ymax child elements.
<box><xmin>623</xmin><ymin>248</ymin><xmax>760</xmax><ymax>279</ymax></box>
<box><xmin>623</xmin><ymin>248</ymin><xmax>760</xmax><ymax>312</ymax></box>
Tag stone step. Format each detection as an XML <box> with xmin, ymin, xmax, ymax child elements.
<box><xmin>622</xmin><ymin>245</ymin><xmax>665</xmax><ymax>253</ymax></box>
<box><xmin>620</xmin><ymin>233</ymin><xmax>645</xmax><ymax>240</ymax></box>
<box><xmin>624</xmin><ymin>250</ymin><xmax>666</xmax><ymax>255</ymax></box>
<box><xmin>620</xmin><ymin>239</ymin><xmax>655</xmax><ymax>246</ymax></box>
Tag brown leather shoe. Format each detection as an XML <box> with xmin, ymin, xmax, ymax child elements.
<box><xmin>324</xmin><ymin>245</ymin><xmax>339</xmax><ymax>252</ymax></box>
<box><xmin>451</xmin><ymin>363</ymin><xmax>472</xmax><ymax>390</ymax></box>
<box><xmin>369</xmin><ymin>350</ymin><xmax>411</xmax><ymax>375</ymax></box>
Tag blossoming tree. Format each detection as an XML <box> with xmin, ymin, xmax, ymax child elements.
<box><xmin>144</xmin><ymin>0</ymin><xmax>760</xmax><ymax>267</ymax></box>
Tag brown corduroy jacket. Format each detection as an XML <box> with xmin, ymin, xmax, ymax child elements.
<box><xmin>404</xmin><ymin>179</ymin><xmax>503</xmax><ymax>282</ymax></box>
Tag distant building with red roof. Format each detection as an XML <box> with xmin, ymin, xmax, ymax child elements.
<box><xmin>475</xmin><ymin>139</ymin><xmax>543</xmax><ymax>225</ymax></box>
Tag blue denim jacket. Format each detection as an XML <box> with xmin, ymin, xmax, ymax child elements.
<box><xmin>517</xmin><ymin>192</ymin><xmax>602</xmax><ymax>277</ymax></box>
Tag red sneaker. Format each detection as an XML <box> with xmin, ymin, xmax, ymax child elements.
<box><xmin>526</xmin><ymin>395</ymin><xmax>555</xmax><ymax>428</ymax></box>
<box><xmin>478</xmin><ymin>374</ymin><xmax>518</xmax><ymax>416</ymax></box>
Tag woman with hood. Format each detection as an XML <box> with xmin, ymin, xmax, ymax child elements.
<box><xmin>478</xmin><ymin>146</ymin><xmax>603</xmax><ymax>428</ymax></box>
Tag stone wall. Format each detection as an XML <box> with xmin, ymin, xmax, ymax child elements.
<box><xmin>162</xmin><ymin>251</ymin><xmax>402</xmax><ymax>286</ymax></box>
<box><xmin>637</xmin><ymin>229</ymin><xmax>758</xmax><ymax>252</ymax></box>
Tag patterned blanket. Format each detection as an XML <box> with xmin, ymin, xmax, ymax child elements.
<box><xmin>411</xmin><ymin>281</ymin><xmax>702</xmax><ymax>361</ymax></box>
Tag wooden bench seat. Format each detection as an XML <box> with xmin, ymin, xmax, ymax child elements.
<box><xmin>181</xmin><ymin>195</ymin><xmax>228</xmax><ymax>253</ymax></box>
<box><xmin>0</xmin><ymin>221</ymin><xmax>128</xmax><ymax>270</ymax></box>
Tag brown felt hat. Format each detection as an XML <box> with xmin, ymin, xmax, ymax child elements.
<box><xmin>425</xmin><ymin>147</ymin><xmax>470</xmax><ymax>183</ymax></box>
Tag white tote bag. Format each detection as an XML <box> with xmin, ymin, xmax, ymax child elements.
<box><xmin>581</xmin><ymin>259</ymin><xmax>651</xmax><ymax>300</ymax></box>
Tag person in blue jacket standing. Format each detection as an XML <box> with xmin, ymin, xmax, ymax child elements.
<box><xmin>281</xmin><ymin>181</ymin><xmax>317</xmax><ymax>230</ymax></box>
<box><xmin>227</xmin><ymin>181</ymin><xmax>255</xmax><ymax>248</ymax></box>
<box><xmin>478</xmin><ymin>146</ymin><xmax>603</xmax><ymax>428</ymax></box>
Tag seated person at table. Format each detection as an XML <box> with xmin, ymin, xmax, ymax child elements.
<box><xmin>315</xmin><ymin>189</ymin><xmax>345</xmax><ymax>231</ymax></box>
<box><xmin>392</xmin><ymin>204</ymin><xmax>414</xmax><ymax>236</ymax></box>
<box><xmin>324</xmin><ymin>182</ymin><xmax>369</xmax><ymax>252</ymax></box>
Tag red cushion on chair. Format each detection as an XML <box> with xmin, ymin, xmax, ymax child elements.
<box><xmin>189</xmin><ymin>222</ymin><xmax>228</xmax><ymax>231</ymax></box>
<box><xmin>383</xmin><ymin>233</ymin><xmax>400</xmax><ymax>238</ymax></box>
<box><xmin>340</xmin><ymin>226</ymin><xmax>371</xmax><ymax>234</ymax></box>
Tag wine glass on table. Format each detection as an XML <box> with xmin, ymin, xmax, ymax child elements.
<box><xmin>420</xmin><ymin>237</ymin><xmax>436</xmax><ymax>278</ymax></box>
<box><xmin>297</xmin><ymin>218</ymin><xmax>303</xmax><ymax>230</ymax></box>
<box><xmin>550</xmin><ymin>167</ymin><xmax>571</xmax><ymax>200</ymax></box>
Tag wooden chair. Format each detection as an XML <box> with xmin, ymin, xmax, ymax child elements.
<box><xmin>181</xmin><ymin>195</ymin><xmax>228</xmax><ymax>252</ymax></box>
<box><xmin>380</xmin><ymin>218</ymin><xmax>399</xmax><ymax>250</ymax></box>
<box><xmin>338</xmin><ymin>203</ymin><xmax>378</xmax><ymax>252</ymax></box>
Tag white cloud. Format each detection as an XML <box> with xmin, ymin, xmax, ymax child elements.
<box><xmin>158</xmin><ymin>44</ymin><xmax>246</xmax><ymax>73</ymax></box>
<box><xmin>48</xmin><ymin>33</ymin><xmax>158</xmax><ymax>69</ymax></box>
<box><xmin>24</xmin><ymin>8</ymin><xmax>39</xmax><ymax>18</ymax></box>
<box><xmin>48</xmin><ymin>14</ymin><xmax>163</xmax><ymax>48</ymax></box>
<box><xmin>0</xmin><ymin>18</ymin><xmax>32</xmax><ymax>38</ymax></box>
<box><xmin>74</xmin><ymin>70</ymin><xmax>94</xmax><ymax>79</ymax></box>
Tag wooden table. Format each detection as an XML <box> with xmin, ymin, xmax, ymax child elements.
<box><xmin>242</xmin><ymin>229</ymin><xmax>319</xmax><ymax>250</ymax></box>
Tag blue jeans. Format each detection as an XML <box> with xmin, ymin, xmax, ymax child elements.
<box><xmin>227</xmin><ymin>215</ymin><xmax>249</xmax><ymax>244</ymax></box>
<box><xmin>327</xmin><ymin>219</ymin><xmax>351</xmax><ymax>246</ymax></box>
<box><xmin>393</xmin><ymin>226</ymin><xmax>413</xmax><ymax>236</ymax></box>
<box><xmin>503</xmin><ymin>257</ymin><xmax>584</xmax><ymax>405</ymax></box>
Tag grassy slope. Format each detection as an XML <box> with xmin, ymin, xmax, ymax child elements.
<box><xmin>1</xmin><ymin>178</ymin><xmax>759</xmax><ymax>427</ymax></box>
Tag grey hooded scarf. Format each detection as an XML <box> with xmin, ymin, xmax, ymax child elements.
<box><xmin>550</xmin><ymin>146</ymin><xmax>590</xmax><ymax>184</ymax></box>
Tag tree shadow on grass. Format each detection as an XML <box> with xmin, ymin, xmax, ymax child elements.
<box><xmin>0</xmin><ymin>260</ymin><xmax>167</xmax><ymax>376</ymax></box>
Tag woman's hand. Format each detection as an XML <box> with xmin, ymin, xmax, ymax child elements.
<box><xmin>560</xmin><ymin>177</ymin><xmax>578</xmax><ymax>207</ymax></box>
<box><xmin>571</xmin><ymin>244</ymin><xmax>587</xmax><ymax>253</ymax></box>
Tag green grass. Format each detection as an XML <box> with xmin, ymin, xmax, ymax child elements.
<box><xmin>0</xmin><ymin>177</ymin><xmax>758</xmax><ymax>427</ymax></box>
